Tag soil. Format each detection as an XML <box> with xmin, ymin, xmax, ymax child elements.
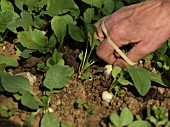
<box><xmin>0</xmin><ymin>41</ymin><xmax>170</xmax><ymax>127</ymax></box>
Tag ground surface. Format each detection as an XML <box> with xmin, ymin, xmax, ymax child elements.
<box><xmin>0</xmin><ymin>41</ymin><xmax>170</xmax><ymax>127</ymax></box>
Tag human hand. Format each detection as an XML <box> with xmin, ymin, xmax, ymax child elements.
<box><xmin>94</xmin><ymin>0</ymin><xmax>170</xmax><ymax>68</ymax></box>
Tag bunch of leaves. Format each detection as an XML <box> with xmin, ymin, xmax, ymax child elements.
<box><xmin>146</xmin><ymin>106</ymin><xmax>170</xmax><ymax>127</ymax></box>
<box><xmin>0</xmin><ymin>102</ymin><xmax>16</xmax><ymax>118</ymax></box>
<box><xmin>110</xmin><ymin>66</ymin><xmax>170</xmax><ymax>96</ymax></box>
<box><xmin>109</xmin><ymin>107</ymin><xmax>151</xmax><ymax>127</ymax></box>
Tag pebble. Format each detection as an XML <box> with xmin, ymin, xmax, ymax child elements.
<box><xmin>158</xmin><ymin>87</ymin><xmax>165</xmax><ymax>94</ymax></box>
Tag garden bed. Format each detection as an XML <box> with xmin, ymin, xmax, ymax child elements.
<box><xmin>0</xmin><ymin>41</ymin><xmax>170</xmax><ymax>127</ymax></box>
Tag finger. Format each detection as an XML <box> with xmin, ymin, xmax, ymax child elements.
<box><xmin>114</xmin><ymin>40</ymin><xmax>162</xmax><ymax>68</ymax></box>
<box><xmin>96</xmin><ymin>38</ymin><xmax>117</xmax><ymax>64</ymax></box>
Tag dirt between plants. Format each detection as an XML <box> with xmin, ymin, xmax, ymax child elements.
<box><xmin>0</xmin><ymin>41</ymin><xmax>170</xmax><ymax>127</ymax></box>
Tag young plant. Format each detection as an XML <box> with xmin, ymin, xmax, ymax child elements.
<box><xmin>109</xmin><ymin>107</ymin><xmax>151</xmax><ymax>127</ymax></box>
<box><xmin>108</xmin><ymin>66</ymin><xmax>170</xmax><ymax>96</ymax></box>
<box><xmin>0</xmin><ymin>102</ymin><xmax>16</xmax><ymax>118</ymax></box>
<box><xmin>146</xmin><ymin>106</ymin><xmax>170</xmax><ymax>127</ymax></box>
<box><xmin>78</xmin><ymin>21</ymin><xmax>100</xmax><ymax>77</ymax></box>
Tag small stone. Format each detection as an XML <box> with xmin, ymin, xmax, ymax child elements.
<box><xmin>158</xmin><ymin>87</ymin><xmax>165</xmax><ymax>94</ymax></box>
<box><xmin>147</xmin><ymin>99</ymin><xmax>154</xmax><ymax>105</ymax></box>
<box><xmin>101</xmin><ymin>101</ymin><xmax>109</xmax><ymax>107</ymax></box>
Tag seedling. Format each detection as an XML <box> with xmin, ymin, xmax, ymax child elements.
<box><xmin>109</xmin><ymin>107</ymin><xmax>151</xmax><ymax>127</ymax></box>
<box><xmin>75</xmin><ymin>100</ymin><xmax>85</xmax><ymax>109</ymax></box>
<box><xmin>147</xmin><ymin>106</ymin><xmax>170</xmax><ymax>127</ymax></box>
<box><xmin>0</xmin><ymin>102</ymin><xmax>16</xmax><ymax>118</ymax></box>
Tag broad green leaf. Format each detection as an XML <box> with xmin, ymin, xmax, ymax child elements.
<box><xmin>0</xmin><ymin>11</ymin><xmax>13</xmax><ymax>33</ymax></box>
<box><xmin>128</xmin><ymin>120</ymin><xmax>151</xmax><ymax>127</ymax></box>
<box><xmin>83</xmin><ymin>8</ymin><xmax>95</xmax><ymax>23</ymax></box>
<box><xmin>43</xmin><ymin>64</ymin><xmax>74</xmax><ymax>89</ymax></box>
<box><xmin>110</xmin><ymin>113</ymin><xmax>121</xmax><ymax>127</ymax></box>
<box><xmin>14</xmin><ymin>0</ymin><xmax>45</xmax><ymax>11</ymax></box>
<box><xmin>68</xmin><ymin>24</ymin><xmax>85</xmax><ymax>42</ymax></box>
<box><xmin>102</xmin><ymin>0</ymin><xmax>115</xmax><ymax>15</ymax></box>
<box><xmin>21</xmin><ymin>91</ymin><xmax>39</xmax><ymax>110</ymax></box>
<box><xmin>0</xmin><ymin>55</ymin><xmax>18</xmax><ymax>67</ymax></box>
<box><xmin>51</xmin><ymin>15</ymin><xmax>75</xmax><ymax>46</ymax></box>
<box><xmin>41</xmin><ymin>112</ymin><xmax>60</xmax><ymax>127</ymax></box>
<box><xmin>1</xmin><ymin>0</ymin><xmax>14</xmax><ymax>11</ymax></box>
<box><xmin>21</xmin><ymin>10</ymin><xmax>34</xmax><ymax>26</ymax></box>
<box><xmin>82</xmin><ymin>0</ymin><xmax>104</xmax><ymax>8</ymax></box>
<box><xmin>45</xmin><ymin>0</ymin><xmax>79</xmax><ymax>18</ymax></box>
<box><xmin>1</xmin><ymin>75</ymin><xmax>34</xmax><ymax>95</ymax></box>
<box><xmin>150</xmin><ymin>72</ymin><xmax>170</xmax><ymax>87</ymax></box>
<box><xmin>127</xmin><ymin>66</ymin><xmax>151</xmax><ymax>96</ymax></box>
<box><xmin>17</xmin><ymin>29</ymin><xmax>50</xmax><ymax>54</ymax></box>
<box><xmin>120</xmin><ymin>107</ymin><xmax>133</xmax><ymax>126</ymax></box>
<box><xmin>7</xmin><ymin>18</ymin><xmax>31</xmax><ymax>33</ymax></box>
<box><xmin>112</xmin><ymin>66</ymin><xmax>122</xmax><ymax>79</ymax></box>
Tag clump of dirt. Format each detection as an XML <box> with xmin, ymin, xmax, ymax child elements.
<box><xmin>0</xmin><ymin>41</ymin><xmax>170</xmax><ymax>127</ymax></box>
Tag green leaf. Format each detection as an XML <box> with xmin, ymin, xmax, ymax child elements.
<box><xmin>46</xmin><ymin>49</ymin><xmax>64</xmax><ymax>67</ymax></box>
<box><xmin>102</xmin><ymin>0</ymin><xmax>115</xmax><ymax>15</ymax></box>
<box><xmin>80</xmin><ymin>72</ymin><xmax>92</xmax><ymax>80</ymax></box>
<box><xmin>14</xmin><ymin>0</ymin><xmax>45</xmax><ymax>11</ymax></box>
<box><xmin>118</xmin><ymin>78</ymin><xmax>133</xmax><ymax>86</ymax></box>
<box><xmin>112</xmin><ymin>66</ymin><xmax>122</xmax><ymax>79</ymax></box>
<box><xmin>68</xmin><ymin>24</ymin><xmax>85</xmax><ymax>42</ymax></box>
<box><xmin>115</xmin><ymin>1</ymin><xmax>124</xmax><ymax>11</ymax></box>
<box><xmin>8</xmin><ymin>10</ymin><xmax>33</xmax><ymax>33</ymax></box>
<box><xmin>154</xmin><ymin>43</ymin><xmax>167</xmax><ymax>61</ymax></box>
<box><xmin>21</xmin><ymin>91</ymin><xmax>39</xmax><ymax>110</ymax></box>
<box><xmin>127</xmin><ymin>66</ymin><xmax>151</xmax><ymax>96</ymax></box>
<box><xmin>45</xmin><ymin>0</ymin><xmax>79</xmax><ymax>18</ymax></box>
<box><xmin>15</xmin><ymin>44</ymin><xmax>35</xmax><ymax>58</ymax></box>
<box><xmin>41</xmin><ymin>112</ymin><xmax>60</xmax><ymax>127</ymax></box>
<box><xmin>110</xmin><ymin>113</ymin><xmax>121</xmax><ymax>127</ymax></box>
<box><xmin>43</xmin><ymin>64</ymin><xmax>74</xmax><ymax>89</ymax></box>
<box><xmin>34</xmin><ymin>15</ymin><xmax>46</xmax><ymax>29</ymax></box>
<box><xmin>150</xmin><ymin>72</ymin><xmax>170</xmax><ymax>87</ymax></box>
<box><xmin>51</xmin><ymin>15</ymin><xmax>75</xmax><ymax>47</ymax></box>
<box><xmin>128</xmin><ymin>120</ymin><xmax>151</xmax><ymax>127</ymax></box>
<box><xmin>1</xmin><ymin>0</ymin><xmax>14</xmax><ymax>11</ymax></box>
<box><xmin>82</xmin><ymin>0</ymin><xmax>104</xmax><ymax>8</ymax></box>
<box><xmin>1</xmin><ymin>75</ymin><xmax>34</xmax><ymax>95</ymax></box>
<box><xmin>83</xmin><ymin>8</ymin><xmax>95</xmax><ymax>23</ymax></box>
<box><xmin>0</xmin><ymin>11</ymin><xmax>13</xmax><ymax>33</ymax></box>
<box><xmin>0</xmin><ymin>55</ymin><xmax>18</xmax><ymax>67</ymax></box>
<box><xmin>25</xmin><ymin>112</ymin><xmax>37</xmax><ymax>127</ymax></box>
<box><xmin>17</xmin><ymin>29</ymin><xmax>50</xmax><ymax>54</ymax></box>
<box><xmin>120</xmin><ymin>107</ymin><xmax>133</xmax><ymax>126</ymax></box>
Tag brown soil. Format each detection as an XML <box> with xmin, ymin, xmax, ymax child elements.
<box><xmin>0</xmin><ymin>41</ymin><xmax>170</xmax><ymax>127</ymax></box>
